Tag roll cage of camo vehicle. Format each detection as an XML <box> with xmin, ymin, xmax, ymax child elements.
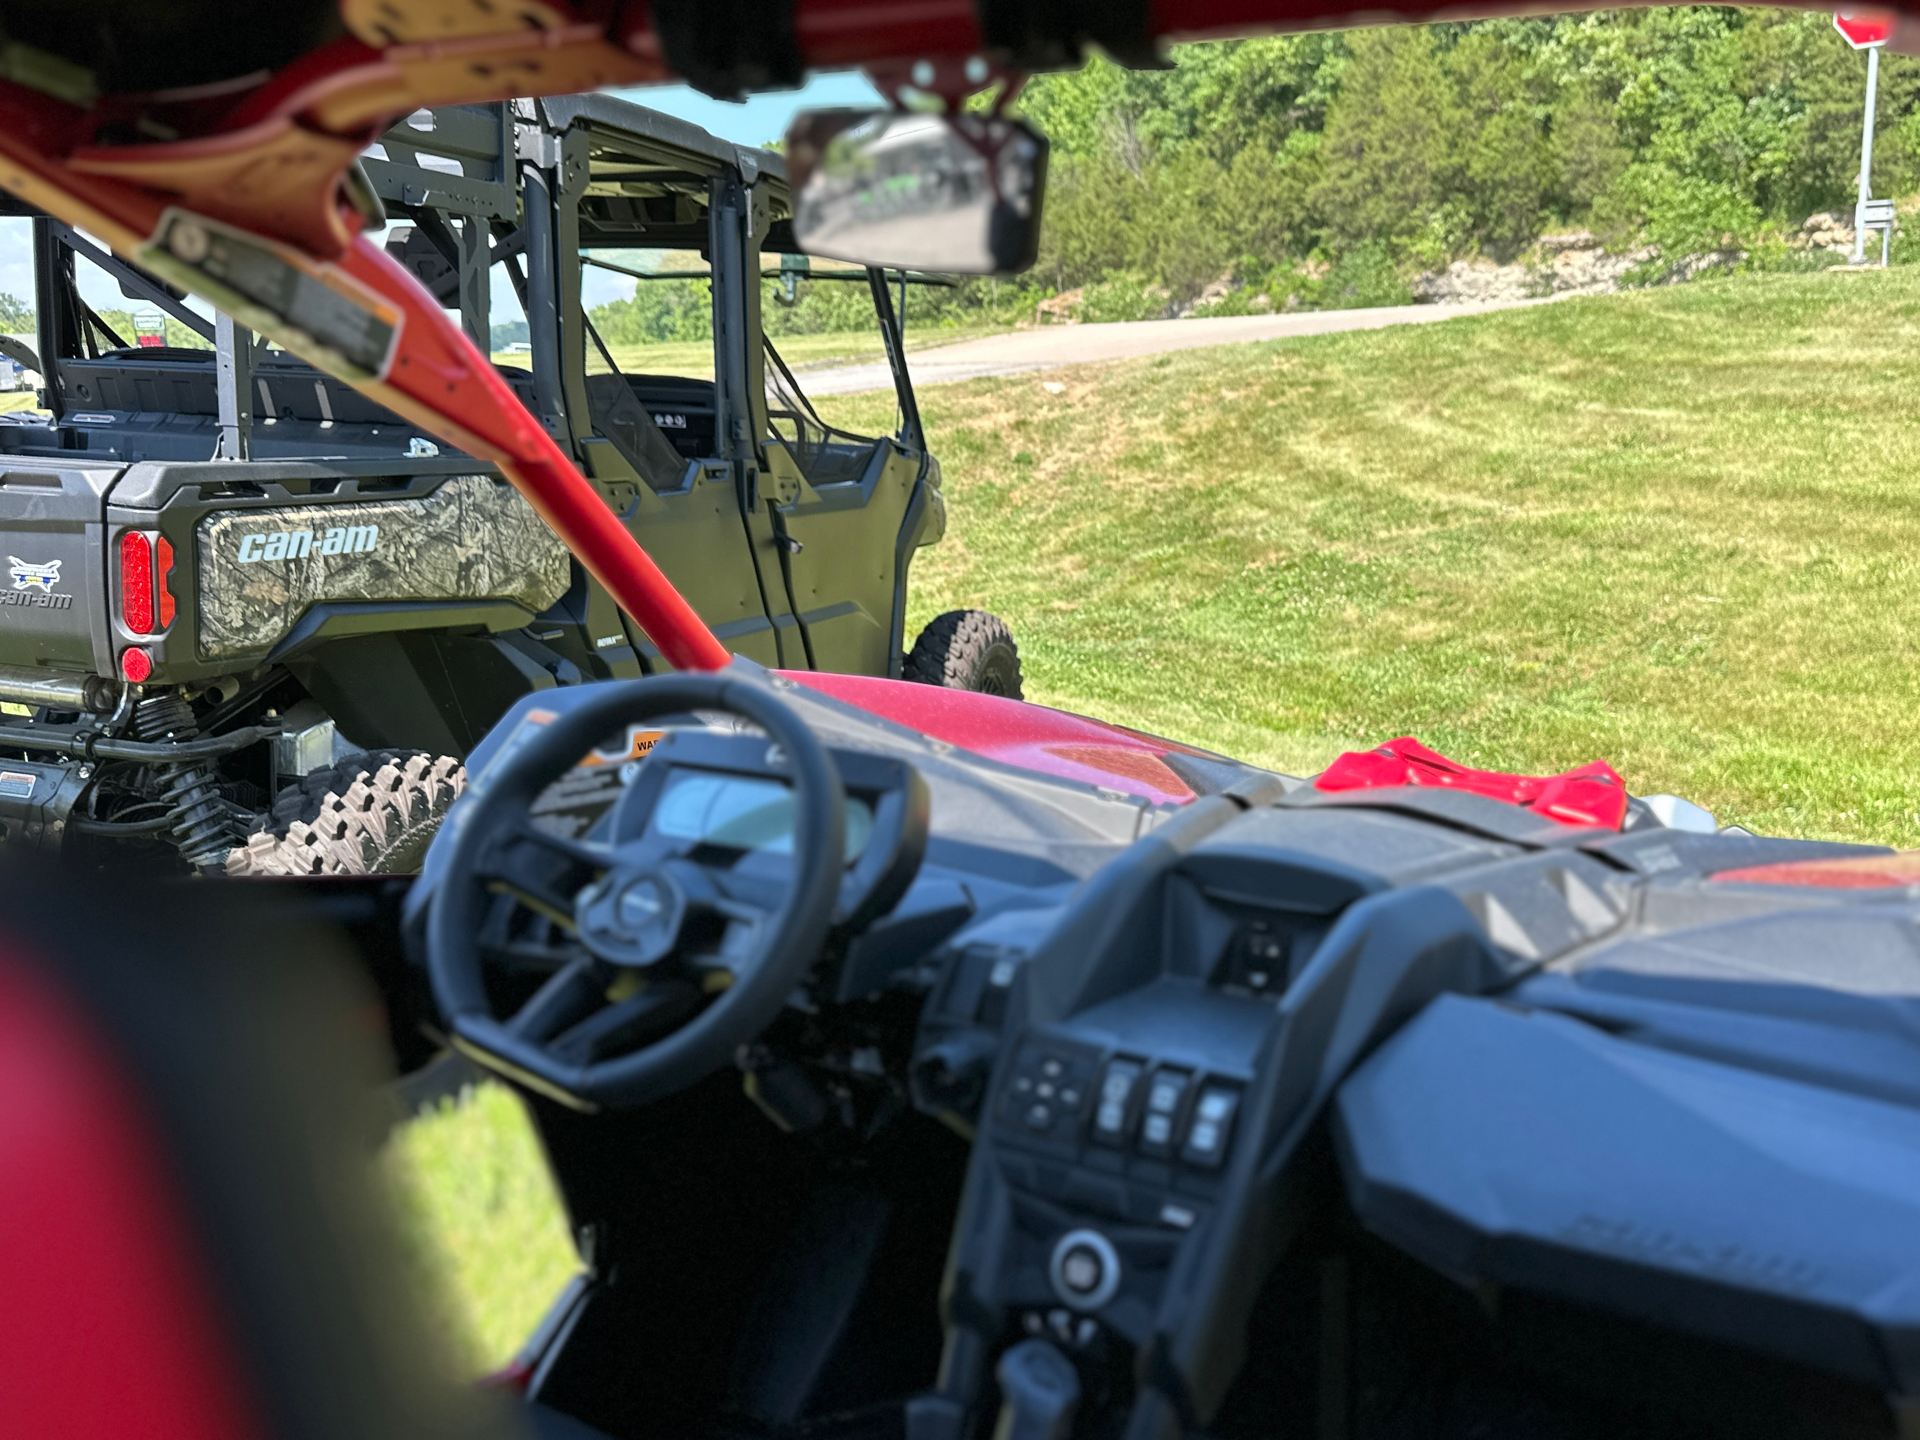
<box><xmin>0</xmin><ymin>93</ymin><xmax>1000</xmax><ymax>873</ymax></box>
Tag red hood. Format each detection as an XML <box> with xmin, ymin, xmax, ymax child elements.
<box><xmin>778</xmin><ymin>673</ymin><xmax>1205</xmax><ymax>806</ymax></box>
<box><xmin>781</xmin><ymin>677</ymin><xmax>1633</xmax><ymax>832</ymax></box>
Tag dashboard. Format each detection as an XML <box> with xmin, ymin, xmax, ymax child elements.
<box><xmin>402</xmin><ymin>670</ymin><xmax>1920</xmax><ymax>1438</ymax></box>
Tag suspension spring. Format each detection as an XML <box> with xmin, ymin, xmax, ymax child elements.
<box><xmin>132</xmin><ymin>692</ymin><xmax>235</xmax><ymax>871</ymax></box>
<box><xmin>130</xmin><ymin>693</ymin><xmax>195</xmax><ymax>743</ymax></box>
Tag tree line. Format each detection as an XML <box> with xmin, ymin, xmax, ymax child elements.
<box><xmin>1018</xmin><ymin>8</ymin><xmax>1920</xmax><ymax>309</ymax></box>
<box><xmin>620</xmin><ymin>9</ymin><xmax>1920</xmax><ymax>336</ymax></box>
<box><xmin>11</xmin><ymin>14</ymin><xmax>1913</xmax><ymax>350</ymax></box>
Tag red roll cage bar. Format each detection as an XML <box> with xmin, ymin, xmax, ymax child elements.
<box><xmin>0</xmin><ymin>0</ymin><xmax>1887</xmax><ymax>671</ymax></box>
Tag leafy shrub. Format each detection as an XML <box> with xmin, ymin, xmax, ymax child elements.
<box><xmin>1739</xmin><ymin>234</ymin><xmax>1846</xmax><ymax>273</ymax></box>
<box><xmin>763</xmin><ymin>277</ymin><xmax>882</xmax><ymax>336</ymax></box>
<box><xmin>1317</xmin><ymin>244</ymin><xmax>1413</xmax><ymax>308</ymax></box>
<box><xmin>1643</xmin><ymin>171</ymin><xmax>1763</xmax><ymax>261</ymax></box>
<box><xmin>1191</xmin><ymin>284</ymin><xmax>1271</xmax><ymax>317</ymax></box>
<box><xmin>1076</xmin><ymin>272</ymin><xmax>1171</xmax><ymax>322</ymax></box>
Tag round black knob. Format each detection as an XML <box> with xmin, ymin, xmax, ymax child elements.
<box><xmin>1048</xmin><ymin>1229</ymin><xmax>1120</xmax><ymax>1311</ymax></box>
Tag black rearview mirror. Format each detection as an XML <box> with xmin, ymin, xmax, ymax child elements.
<box><xmin>785</xmin><ymin>109</ymin><xmax>1049</xmax><ymax>276</ymax></box>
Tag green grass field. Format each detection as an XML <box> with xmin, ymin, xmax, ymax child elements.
<box><xmin>397</xmin><ymin>266</ymin><xmax>1920</xmax><ymax>1373</ymax></box>
<box><xmin>864</xmin><ymin>267</ymin><xmax>1920</xmax><ymax>848</ymax></box>
<box><xmin>384</xmin><ymin>1084</ymin><xmax>580</xmax><ymax>1374</ymax></box>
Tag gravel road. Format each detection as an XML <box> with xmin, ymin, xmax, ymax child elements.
<box><xmin>802</xmin><ymin>297</ymin><xmax>1558</xmax><ymax>395</ymax></box>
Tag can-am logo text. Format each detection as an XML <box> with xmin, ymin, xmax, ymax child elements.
<box><xmin>237</xmin><ymin>526</ymin><xmax>379</xmax><ymax>564</ymax></box>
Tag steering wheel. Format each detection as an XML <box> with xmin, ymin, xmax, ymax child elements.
<box><xmin>426</xmin><ymin>673</ymin><xmax>846</xmax><ymax>1110</ymax></box>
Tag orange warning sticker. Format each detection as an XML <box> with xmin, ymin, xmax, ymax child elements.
<box><xmin>581</xmin><ymin>726</ymin><xmax>665</xmax><ymax>767</ymax></box>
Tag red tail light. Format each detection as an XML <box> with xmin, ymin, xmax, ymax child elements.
<box><xmin>119</xmin><ymin>531</ymin><xmax>153</xmax><ymax>635</ymax></box>
<box><xmin>119</xmin><ymin>647</ymin><xmax>152</xmax><ymax>683</ymax></box>
<box><xmin>155</xmin><ymin>536</ymin><xmax>175</xmax><ymax>628</ymax></box>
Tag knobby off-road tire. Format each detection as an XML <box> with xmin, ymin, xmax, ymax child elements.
<box><xmin>226</xmin><ymin>750</ymin><xmax>466</xmax><ymax>877</ymax></box>
<box><xmin>904</xmin><ymin>610</ymin><xmax>1024</xmax><ymax>699</ymax></box>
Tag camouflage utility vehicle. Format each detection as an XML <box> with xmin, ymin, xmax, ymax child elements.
<box><xmin>0</xmin><ymin>96</ymin><xmax>1018</xmax><ymax>875</ymax></box>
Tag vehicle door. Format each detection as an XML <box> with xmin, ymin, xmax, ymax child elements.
<box><xmin>572</xmin><ymin>243</ymin><xmax>790</xmax><ymax>670</ymax></box>
<box><xmin>753</xmin><ymin>264</ymin><xmax>939</xmax><ymax>678</ymax></box>
<box><xmin>521</xmin><ymin>115</ymin><xmax>784</xmax><ymax>670</ymax></box>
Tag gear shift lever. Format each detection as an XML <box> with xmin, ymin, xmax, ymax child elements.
<box><xmin>991</xmin><ymin>1340</ymin><xmax>1081</xmax><ymax>1440</ymax></box>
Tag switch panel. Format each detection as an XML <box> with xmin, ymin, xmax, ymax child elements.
<box><xmin>1137</xmin><ymin>1068</ymin><xmax>1191</xmax><ymax>1157</ymax></box>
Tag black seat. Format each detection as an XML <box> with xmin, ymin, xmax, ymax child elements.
<box><xmin>0</xmin><ymin>863</ymin><xmax>617</xmax><ymax>1440</ymax></box>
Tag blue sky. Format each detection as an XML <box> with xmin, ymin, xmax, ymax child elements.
<box><xmin>0</xmin><ymin>71</ymin><xmax>883</xmax><ymax>328</ymax></box>
<box><xmin>573</xmin><ymin>74</ymin><xmax>881</xmax><ymax>313</ymax></box>
<box><xmin>611</xmin><ymin>72</ymin><xmax>883</xmax><ymax>149</ymax></box>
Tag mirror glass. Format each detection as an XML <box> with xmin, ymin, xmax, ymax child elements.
<box><xmin>785</xmin><ymin>109</ymin><xmax>1049</xmax><ymax>276</ymax></box>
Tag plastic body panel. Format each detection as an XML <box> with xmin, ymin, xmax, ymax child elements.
<box><xmin>906</xmin><ymin>778</ymin><xmax>1919</xmax><ymax>1440</ymax></box>
<box><xmin>99</xmin><ymin>460</ymin><xmax>567</xmax><ymax>684</ymax></box>
<box><xmin>628</xmin><ymin>375</ymin><xmax>718</xmax><ymax>460</ymax></box>
<box><xmin>189</xmin><ymin>474</ymin><xmax>567</xmax><ymax>662</ymax></box>
<box><xmin>0</xmin><ymin>457</ymin><xmax>119</xmax><ymax>675</ymax></box>
<box><xmin>786</xmin><ymin>671</ymin><xmax>1257</xmax><ymax>807</ymax></box>
<box><xmin>1514</xmin><ymin>907</ymin><xmax>1920</xmax><ymax>1110</ymax></box>
<box><xmin>401</xmin><ymin>659</ymin><xmax>1179</xmax><ymax>961</ymax></box>
<box><xmin>912</xmin><ymin>772</ymin><xmax>1564</xmax><ymax>1440</ymax></box>
<box><xmin>1335</xmin><ymin>990</ymin><xmax>1920</xmax><ymax>1393</ymax></box>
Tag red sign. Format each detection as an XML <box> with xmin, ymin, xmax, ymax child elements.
<box><xmin>1835</xmin><ymin>9</ymin><xmax>1896</xmax><ymax>47</ymax></box>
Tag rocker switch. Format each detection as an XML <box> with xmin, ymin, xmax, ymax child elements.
<box><xmin>1180</xmin><ymin>1085</ymin><xmax>1240</xmax><ymax>1168</ymax></box>
<box><xmin>1092</xmin><ymin>1058</ymin><xmax>1143</xmax><ymax>1143</ymax></box>
<box><xmin>1137</xmin><ymin>1069</ymin><xmax>1190</xmax><ymax>1156</ymax></box>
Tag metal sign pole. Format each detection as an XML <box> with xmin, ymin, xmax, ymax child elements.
<box><xmin>1854</xmin><ymin>42</ymin><xmax>1881</xmax><ymax>264</ymax></box>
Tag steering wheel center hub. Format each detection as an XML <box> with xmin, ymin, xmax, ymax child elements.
<box><xmin>577</xmin><ymin>867</ymin><xmax>689</xmax><ymax>967</ymax></box>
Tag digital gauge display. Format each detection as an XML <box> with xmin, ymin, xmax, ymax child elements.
<box><xmin>652</xmin><ymin>769</ymin><xmax>874</xmax><ymax>863</ymax></box>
